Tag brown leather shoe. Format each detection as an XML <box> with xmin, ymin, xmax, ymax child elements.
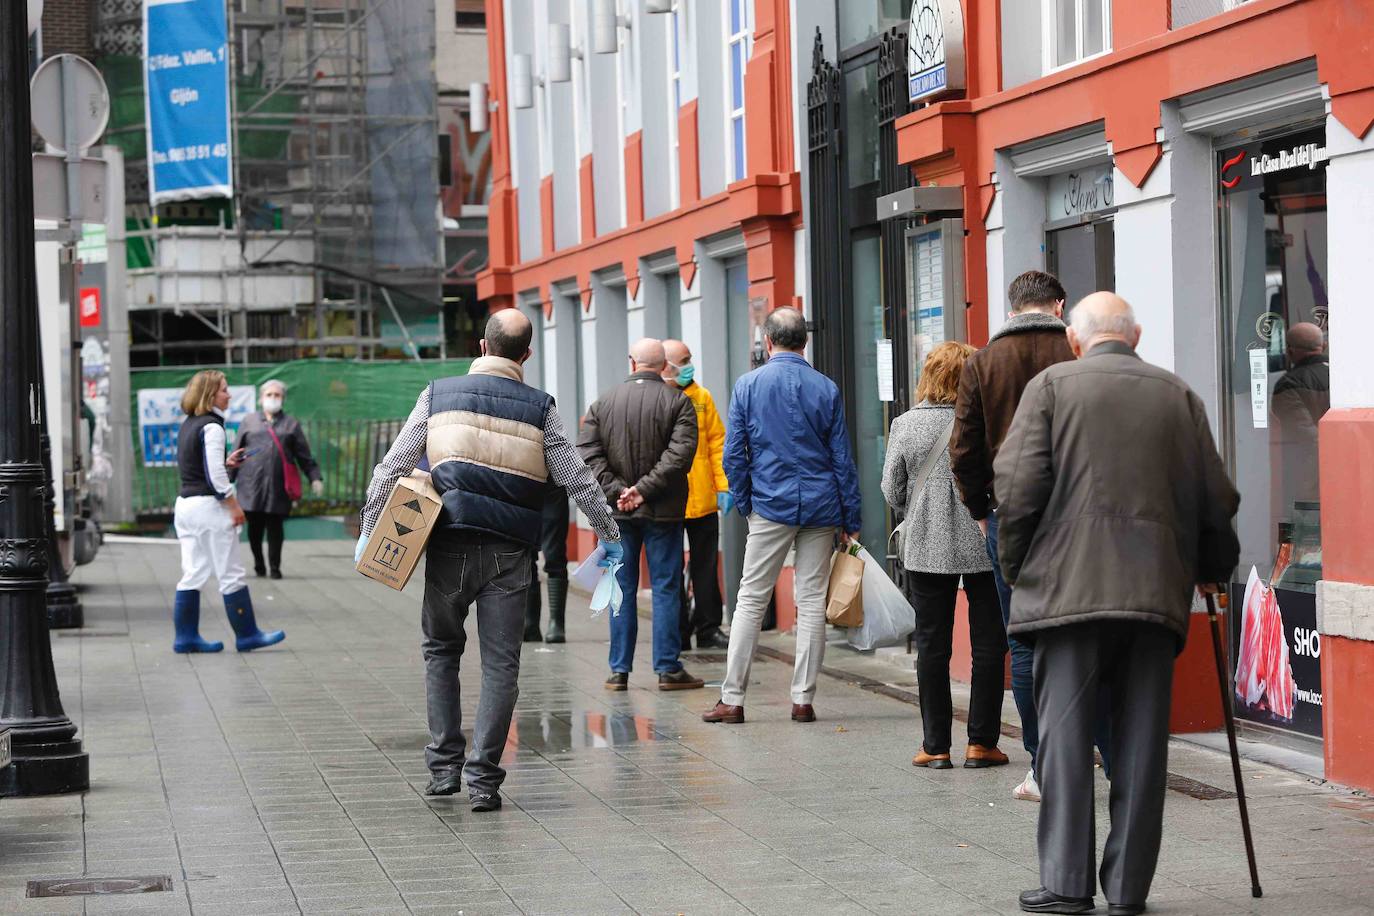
<box><xmin>702</xmin><ymin>702</ymin><xmax>744</xmax><ymax>724</ymax></box>
<box><xmin>791</xmin><ymin>704</ymin><xmax>816</xmax><ymax>722</ymax></box>
<box><xmin>912</xmin><ymin>750</ymin><xmax>953</xmax><ymax>769</ymax></box>
<box><xmin>964</xmin><ymin>743</ymin><xmax>1010</xmax><ymax>768</ymax></box>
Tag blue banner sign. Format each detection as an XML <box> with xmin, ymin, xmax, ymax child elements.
<box><xmin>144</xmin><ymin>0</ymin><xmax>233</xmax><ymax>204</ymax></box>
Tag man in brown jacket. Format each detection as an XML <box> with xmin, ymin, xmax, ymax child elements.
<box><xmin>578</xmin><ymin>338</ymin><xmax>704</xmax><ymax>691</ymax></box>
<box><xmin>949</xmin><ymin>270</ymin><xmax>1075</xmax><ymax>800</ymax></box>
<box><xmin>994</xmin><ymin>293</ymin><xmax>1240</xmax><ymax>916</ymax></box>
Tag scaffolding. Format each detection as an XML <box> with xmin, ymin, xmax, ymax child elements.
<box><xmin>96</xmin><ymin>0</ymin><xmax>443</xmax><ymax>365</ymax></box>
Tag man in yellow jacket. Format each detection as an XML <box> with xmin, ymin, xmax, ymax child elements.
<box><xmin>663</xmin><ymin>339</ymin><xmax>732</xmax><ymax>650</ymax></box>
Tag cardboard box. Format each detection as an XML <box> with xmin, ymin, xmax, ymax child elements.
<box><xmin>356</xmin><ymin>472</ymin><xmax>444</xmax><ymax>591</ymax></box>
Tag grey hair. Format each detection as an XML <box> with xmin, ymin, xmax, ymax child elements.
<box><xmin>1070</xmin><ymin>300</ymin><xmax>1137</xmax><ymax>342</ymax></box>
<box><xmin>259</xmin><ymin>379</ymin><xmax>287</xmax><ymax>396</ymax></box>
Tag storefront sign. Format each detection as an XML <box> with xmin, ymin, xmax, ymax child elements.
<box><xmin>907</xmin><ymin>0</ymin><xmax>965</xmax><ymax>103</ymax></box>
<box><xmin>1047</xmin><ymin>166</ymin><xmax>1115</xmax><ymax>221</ymax></box>
<box><xmin>1219</xmin><ymin>131</ymin><xmax>1329</xmax><ymax>194</ymax></box>
<box><xmin>144</xmin><ymin>0</ymin><xmax>233</xmax><ymax>204</ymax></box>
<box><xmin>137</xmin><ymin>385</ymin><xmax>254</xmax><ymax>467</ymax></box>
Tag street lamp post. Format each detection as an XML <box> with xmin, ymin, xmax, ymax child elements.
<box><xmin>0</xmin><ymin>1</ymin><xmax>89</xmax><ymax>797</ymax></box>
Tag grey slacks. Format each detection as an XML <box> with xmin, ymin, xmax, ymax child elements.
<box><xmin>421</xmin><ymin>533</ymin><xmax>533</xmax><ymax>794</ymax></box>
<box><xmin>1033</xmin><ymin>620</ymin><xmax>1177</xmax><ymax>906</ymax></box>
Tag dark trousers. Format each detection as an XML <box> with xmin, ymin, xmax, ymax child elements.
<box><xmin>1034</xmin><ymin>621</ymin><xmax>1175</xmax><ymax>905</ymax></box>
<box><xmin>245</xmin><ymin>511</ymin><xmax>285</xmax><ymax>573</ymax></box>
<box><xmin>421</xmin><ymin>533</ymin><xmax>533</xmax><ymax>794</ymax></box>
<box><xmin>907</xmin><ymin>571</ymin><xmax>1007</xmax><ymax>754</ymax></box>
<box><xmin>540</xmin><ymin>486</ymin><xmax>570</xmax><ymax>579</ymax></box>
<box><xmin>679</xmin><ymin>513</ymin><xmax>724</xmax><ymax>644</ymax></box>
<box><xmin>610</xmin><ymin>519</ymin><xmax>684</xmax><ymax>674</ymax></box>
<box><xmin>527</xmin><ymin>488</ymin><xmax>571</xmax><ymax>621</ymax></box>
<box><xmin>987</xmin><ymin>511</ymin><xmax>1112</xmax><ymax>773</ymax></box>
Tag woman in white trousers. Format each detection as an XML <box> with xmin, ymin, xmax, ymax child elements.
<box><xmin>171</xmin><ymin>370</ymin><xmax>286</xmax><ymax>653</ymax></box>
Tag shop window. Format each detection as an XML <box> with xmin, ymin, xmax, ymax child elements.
<box><xmin>726</xmin><ymin>0</ymin><xmax>751</xmax><ymax>183</ymax></box>
<box><xmin>1218</xmin><ymin>126</ymin><xmax>1328</xmax><ymax>740</ymax></box>
<box><xmin>1043</xmin><ymin>0</ymin><xmax>1111</xmax><ymax>71</ymax></box>
<box><xmin>455</xmin><ymin>0</ymin><xmax>485</xmax><ymax>29</ymax></box>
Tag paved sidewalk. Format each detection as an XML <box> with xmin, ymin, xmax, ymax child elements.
<box><xmin>1</xmin><ymin>540</ymin><xmax>1372</xmax><ymax>915</ymax></box>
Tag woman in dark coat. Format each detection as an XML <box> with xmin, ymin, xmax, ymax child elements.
<box><xmin>232</xmin><ymin>379</ymin><xmax>322</xmax><ymax>578</ymax></box>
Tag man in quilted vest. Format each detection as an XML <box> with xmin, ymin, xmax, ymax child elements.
<box><xmin>358</xmin><ymin>310</ymin><xmax>621</xmax><ymax>812</ymax></box>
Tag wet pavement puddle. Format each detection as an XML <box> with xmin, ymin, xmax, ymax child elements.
<box><xmin>507</xmin><ymin>710</ymin><xmax>658</xmax><ymax>755</ymax></box>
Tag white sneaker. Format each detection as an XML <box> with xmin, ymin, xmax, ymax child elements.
<box><xmin>1013</xmin><ymin>768</ymin><xmax>1041</xmax><ymax>802</ymax></box>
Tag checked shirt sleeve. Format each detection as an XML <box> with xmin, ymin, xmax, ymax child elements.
<box><xmin>360</xmin><ymin>388</ymin><xmax>429</xmax><ymax>538</ymax></box>
<box><xmin>543</xmin><ymin>405</ymin><xmax>619</xmax><ymax>542</ymax></box>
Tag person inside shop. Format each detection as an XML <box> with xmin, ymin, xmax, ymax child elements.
<box><xmin>170</xmin><ymin>370</ymin><xmax>288</xmax><ymax>655</ymax></box>
<box><xmin>662</xmin><ymin>338</ymin><xmax>733</xmax><ymax>652</ymax></box>
<box><xmin>993</xmin><ymin>292</ymin><xmax>1239</xmax><ymax>916</ymax></box>
<box><xmin>232</xmin><ymin>379</ymin><xmax>324</xmax><ymax>579</ymax></box>
<box><xmin>1271</xmin><ymin>321</ymin><xmax>1330</xmax><ymax>512</ymax></box>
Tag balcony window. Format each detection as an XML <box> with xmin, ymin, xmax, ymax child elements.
<box><xmin>455</xmin><ymin>0</ymin><xmax>485</xmax><ymax>29</ymax></box>
<box><xmin>1172</xmin><ymin>0</ymin><xmax>1255</xmax><ymax>29</ymax></box>
<box><xmin>668</xmin><ymin>8</ymin><xmax>682</xmax><ymax>207</ymax></box>
<box><xmin>1044</xmin><ymin>0</ymin><xmax>1111</xmax><ymax>70</ymax></box>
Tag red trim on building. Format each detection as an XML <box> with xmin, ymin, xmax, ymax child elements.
<box><xmin>1323</xmin><ymin>636</ymin><xmax>1374</xmax><ymax>791</ymax></box>
<box><xmin>624</xmin><ymin>131</ymin><xmax>645</xmax><ymax>225</ymax></box>
<box><xmin>678</xmin><ymin>100</ymin><xmax>701</xmax><ymax>207</ymax></box>
<box><xmin>539</xmin><ymin>176</ymin><xmax>555</xmax><ymax>259</ymax></box>
<box><xmin>579</xmin><ymin>155</ymin><xmax>597</xmax><ymax>242</ymax></box>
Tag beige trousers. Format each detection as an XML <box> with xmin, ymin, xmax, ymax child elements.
<box><xmin>720</xmin><ymin>513</ymin><xmax>837</xmax><ymax>706</ymax></box>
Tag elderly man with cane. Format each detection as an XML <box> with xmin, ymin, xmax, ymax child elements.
<box><xmin>993</xmin><ymin>292</ymin><xmax>1240</xmax><ymax>915</ymax></box>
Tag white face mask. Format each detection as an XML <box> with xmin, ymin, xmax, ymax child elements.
<box><xmin>262</xmin><ymin>396</ymin><xmax>283</xmax><ymax>414</ymax></box>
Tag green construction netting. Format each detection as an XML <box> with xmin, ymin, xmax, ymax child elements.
<box><xmin>131</xmin><ymin>358</ymin><xmax>472</xmax><ymax>516</ymax></box>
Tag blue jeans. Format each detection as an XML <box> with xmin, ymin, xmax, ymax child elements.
<box><xmin>988</xmin><ymin>511</ymin><xmax>1112</xmax><ymax>776</ymax></box>
<box><xmin>610</xmin><ymin>519</ymin><xmax>685</xmax><ymax>675</ymax></box>
<box><xmin>986</xmin><ymin>511</ymin><xmax>1038</xmax><ymax>763</ymax></box>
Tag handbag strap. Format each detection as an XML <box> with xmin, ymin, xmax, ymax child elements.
<box><xmin>910</xmin><ymin>414</ymin><xmax>956</xmax><ymax>502</ymax></box>
<box><xmin>264</xmin><ymin>417</ymin><xmax>291</xmax><ymax>469</ymax></box>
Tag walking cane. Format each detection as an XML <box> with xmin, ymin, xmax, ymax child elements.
<box><xmin>1204</xmin><ymin>587</ymin><xmax>1263</xmax><ymax>898</ymax></box>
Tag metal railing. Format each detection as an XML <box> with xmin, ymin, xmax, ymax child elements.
<box><xmin>134</xmin><ymin>418</ymin><xmax>407</xmax><ymax>518</ymax></box>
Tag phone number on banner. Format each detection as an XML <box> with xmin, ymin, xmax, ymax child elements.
<box><xmin>153</xmin><ymin>143</ymin><xmax>229</xmax><ymax>166</ymax></box>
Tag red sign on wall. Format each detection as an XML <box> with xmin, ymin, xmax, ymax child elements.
<box><xmin>78</xmin><ymin>287</ymin><xmax>101</xmax><ymax>327</ymax></box>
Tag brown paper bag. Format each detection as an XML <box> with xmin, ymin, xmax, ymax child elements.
<box><xmin>826</xmin><ymin>546</ymin><xmax>865</xmax><ymax>627</ymax></box>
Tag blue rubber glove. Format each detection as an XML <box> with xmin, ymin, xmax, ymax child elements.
<box><xmin>598</xmin><ymin>538</ymin><xmax>624</xmax><ymax>567</ymax></box>
<box><xmin>354</xmin><ymin>535</ymin><xmax>367</xmax><ymax>564</ymax></box>
<box><xmin>717</xmin><ymin>491</ymin><xmax>734</xmax><ymax>516</ymax></box>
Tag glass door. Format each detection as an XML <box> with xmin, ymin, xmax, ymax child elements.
<box><xmin>1046</xmin><ymin>216</ymin><xmax>1115</xmax><ymax>312</ymax></box>
<box><xmin>1217</xmin><ymin>126</ymin><xmax>1329</xmax><ymax>742</ymax></box>
<box><xmin>721</xmin><ymin>258</ymin><xmax>751</xmax><ymax>616</ymax></box>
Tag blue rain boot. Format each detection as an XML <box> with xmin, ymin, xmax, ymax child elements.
<box><xmin>223</xmin><ymin>587</ymin><xmax>285</xmax><ymax>652</ymax></box>
<box><xmin>173</xmin><ymin>590</ymin><xmax>224</xmax><ymax>653</ymax></box>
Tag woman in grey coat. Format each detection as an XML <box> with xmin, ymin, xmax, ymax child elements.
<box><xmin>881</xmin><ymin>342</ymin><xmax>1007</xmax><ymax>771</ymax></box>
<box><xmin>232</xmin><ymin>380</ymin><xmax>322</xmax><ymax>579</ymax></box>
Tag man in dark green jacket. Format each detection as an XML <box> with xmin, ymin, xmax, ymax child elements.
<box><xmin>994</xmin><ymin>292</ymin><xmax>1240</xmax><ymax>916</ymax></box>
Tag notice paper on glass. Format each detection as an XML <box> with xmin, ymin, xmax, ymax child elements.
<box><xmin>876</xmin><ymin>339</ymin><xmax>895</xmax><ymax>402</ymax></box>
<box><xmin>1249</xmin><ymin>348</ymin><xmax>1269</xmax><ymax>429</ymax></box>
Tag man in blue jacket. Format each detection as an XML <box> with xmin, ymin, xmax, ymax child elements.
<box><xmin>703</xmin><ymin>307</ymin><xmax>862</xmax><ymax>725</ymax></box>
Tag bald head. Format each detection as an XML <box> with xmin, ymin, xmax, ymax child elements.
<box><xmin>1288</xmin><ymin>322</ymin><xmax>1325</xmax><ymax>360</ymax></box>
<box><xmin>1067</xmin><ymin>292</ymin><xmax>1141</xmax><ymax>357</ymax></box>
<box><xmin>764</xmin><ymin>306</ymin><xmax>808</xmax><ymax>353</ymax></box>
<box><xmin>630</xmin><ymin>338</ymin><xmax>667</xmax><ymax>371</ymax></box>
<box><xmin>483</xmin><ymin>308</ymin><xmax>533</xmax><ymax>361</ymax></box>
<box><xmin>663</xmin><ymin>339</ymin><xmax>691</xmax><ymax>367</ymax></box>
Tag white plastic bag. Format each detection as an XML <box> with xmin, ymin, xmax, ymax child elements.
<box><xmin>846</xmin><ymin>546</ymin><xmax>916</xmax><ymax>651</ymax></box>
